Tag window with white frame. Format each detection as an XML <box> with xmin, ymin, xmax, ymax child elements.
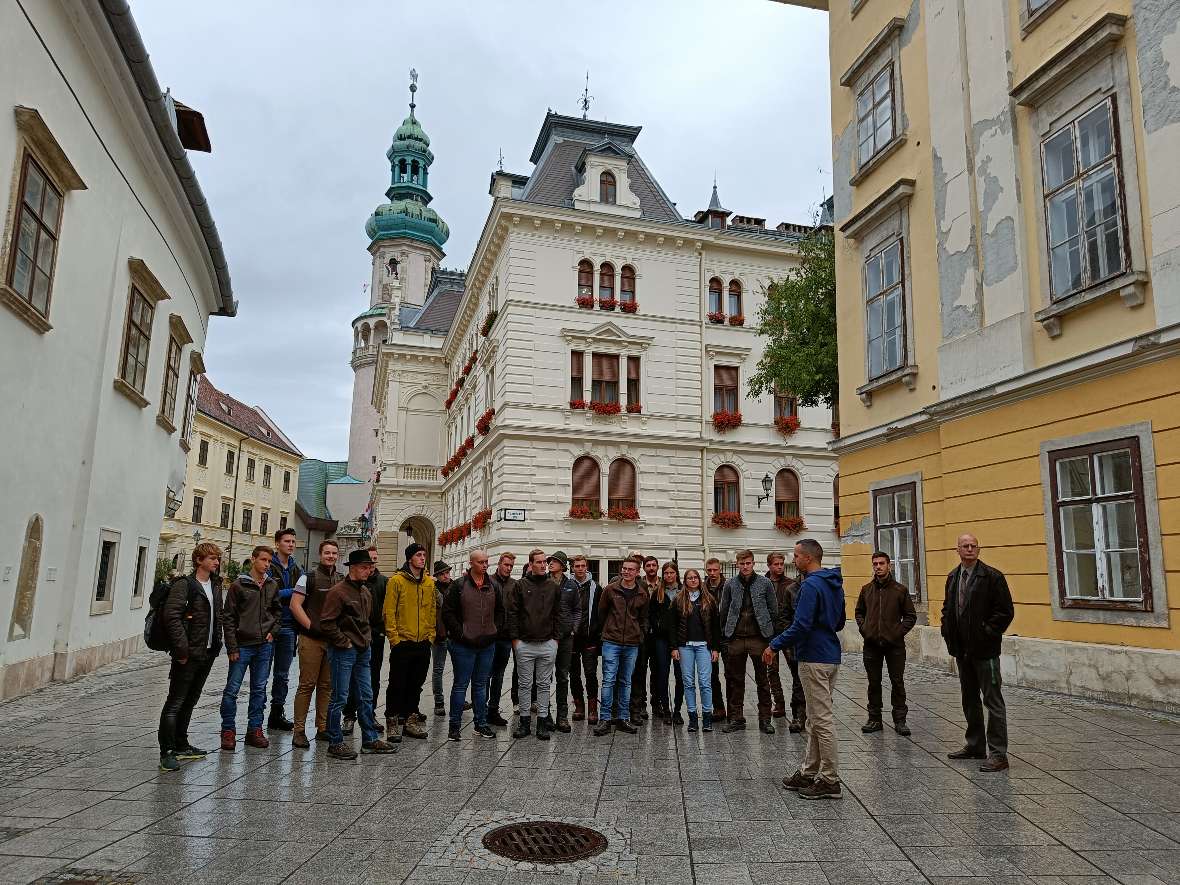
<box><xmin>91</xmin><ymin>529</ymin><xmax>119</xmax><ymax>615</ymax></box>
<box><xmin>873</xmin><ymin>482</ymin><xmax>919</xmax><ymax>598</ymax></box>
<box><xmin>865</xmin><ymin>238</ymin><xmax>905</xmax><ymax>378</ymax></box>
<box><xmin>857</xmin><ymin>65</ymin><xmax>895</xmax><ymax>167</ymax></box>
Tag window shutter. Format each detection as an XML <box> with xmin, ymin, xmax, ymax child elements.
<box><xmin>627</xmin><ymin>356</ymin><xmax>640</xmax><ymax>380</ymax></box>
<box><xmin>715</xmin><ymin>365</ymin><xmax>738</xmax><ymax>388</ymax></box>
<box><xmin>571</xmin><ymin>350</ymin><xmax>584</xmax><ymax>377</ymax></box>
<box><xmin>716</xmin><ymin>465</ymin><xmax>739</xmax><ymax>485</ymax></box>
<box><xmin>593</xmin><ymin>353</ymin><xmax>619</xmax><ymax>381</ymax></box>
<box><xmin>776</xmin><ymin>469</ymin><xmax>799</xmax><ymax>501</ymax></box>
<box><xmin>572</xmin><ymin>456</ymin><xmax>600</xmax><ymax>501</ymax></box>
<box><xmin>608</xmin><ymin>459</ymin><xmax>636</xmax><ymax>499</ymax></box>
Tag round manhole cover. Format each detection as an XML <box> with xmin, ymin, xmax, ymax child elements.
<box><xmin>482</xmin><ymin>821</ymin><xmax>608</xmax><ymax>864</ymax></box>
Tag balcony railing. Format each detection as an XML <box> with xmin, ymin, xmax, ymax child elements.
<box><xmin>399</xmin><ymin>464</ymin><xmax>439</xmax><ymax>482</ymax></box>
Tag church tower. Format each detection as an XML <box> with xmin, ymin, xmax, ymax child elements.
<box><xmin>347</xmin><ymin>71</ymin><xmax>450</xmax><ymax>485</ymax></box>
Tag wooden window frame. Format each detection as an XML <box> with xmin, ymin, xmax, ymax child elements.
<box><xmin>259</xmin><ymin>511</ymin><xmax>269</xmax><ymax>537</ymax></box>
<box><xmin>131</xmin><ymin>540</ymin><xmax>150</xmax><ymax>606</ymax></box>
<box><xmin>197</xmin><ymin>438</ymin><xmax>209</xmax><ymax>467</ymax></box>
<box><xmin>570</xmin><ymin>349</ymin><xmax>584</xmax><ymax>403</ymax></box>
<box><xmin>713</xmin><ymin>466</ymin><xmax>740</xmax><ymax>515</ymax></box>
<box><xmin>157</xmin><ymin>335</ymin><xmax>182</xmax><ymax>431</ymax></box>
<box><xmin>118</xmin><ymin>285</ymin><xmax>155</xmax><ymax>397</ymax></box>
<box><xmin>181</xmin><ymin>369</ymin><xmax>199</xmax><ymax>446</ymax></box>
<box><xmin>262</xmin><ymin>464</ymin><xmax>272</xmax><ymax>488</ymax></box>
<box><xmin>1047</xmin><ymin>436</ymin><xmax>1152</xmax><ymax>612</ymax></box>
<box><xmin>191</xmin><ymin>494</ymin><xmax>204</xmax><ymax>525</ymax></box>
<box><xmin>283</xmin><ymin>470</ymin><xmax>291</xmax><ymax>494</ymax></box>
<box><xmin>620</xmin><ymin>265</ymin><xmax>636</xmax><ymax>304</ymax></box>
<box><xmin>241</xmin><ymin>507</ymin><xmax>253</xmax><ymax>534</ymax></box>
<box><xmin>774</xmin><ymin>386</ymin><xmax>798</xmax><ymax>420</ymax></box>
<box><xmin>598</xmin><ymin>262</ymin><xmax>615</xmax><ymax>303</ymax></box>
<box><xmin>608</xmin><ymin>458</ymin><xmax>637</xmax><ymax>511</ymax></box>
<box><xmin>279</xmin><ymin>514</ymin><xmax>288</xmax><ymax>531</ymax></box>
<box><xmin>246</xmin><ymin>457</ymin><xmax>256</xmax><ymax>483</ymax></box>
<box><xmin>577</xmin><ymin>259</ymin><xmax>594</xmax><ymax>299</ymax></box>
<box><xmin>225</xmin><ymin>450</ymin><xmax>235</xmax><ymax>476</ymax></box>
<box><xmin>600</xmin><ymin>170</ymin><xmax>617</xmax><ymax>204</ymax></box>
<box><xmin>626</xmin><ymin>356</ymin><xmax>641</xmax><ymax>406</ymax></box>
<box><xmin>708</xmin><ymin>277</ymin><xmax>723</xmax><ymax>314</ymax></box>
<box><xmin>872</xmin><ymin>481</ymin><xmax>921</xmax><ymax>599</ymax></box>
<box><xmin>727</xmin><ymin>280</ymin><xmax>743</xmax><ymax>317</ymax></box>
<box><xmin>91</xmin><ymin>529</ymin><xmax>119</xmax><ymax>616</ymax></box>
<box><xmin>713</xmin><ymin>365</ymin><xmax>738</xmax><ymax>413</ymax></box>
<box><xmin>856</xmin><ymin>64</ymin><xmax>896</xmax><ymax>168</ymax></box>
<box><xmin>571</xmin><ymin>455</ymin><xmax>601</xmax><ymax>512</ymax></box>
<box><xmin>5</xmin><ymin>152</ymin><xmax>64</xmax><ymax>323</ymax></box>
<box><xmin>774</xmin><ymin>469</ymin><xmax>800</xmax><ymax>520</ymax></box>
<box><xmin>220</xmin><ymin>502</ymin><xmax>231</xmax><ymax>529</ymax></box>
<box><xmin>591</xmin><ymin>352</ymin><xmax>619</xmax><ymax>404</ymax></box>
<box><xmin>864</xmin><ymin>237</ymin><xmax>907</xmax><ymax>380</ymax></box>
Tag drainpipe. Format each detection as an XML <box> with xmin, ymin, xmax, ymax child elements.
<box><xmin>699</xmin><ymin>245</ymin><xmax>709</xmax><ymax>559</ymax></box>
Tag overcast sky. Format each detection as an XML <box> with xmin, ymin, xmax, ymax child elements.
<box><xmin>132</xmin><ymin>0</ymin><xmax>832</xmax><ymax>461</ymax></box>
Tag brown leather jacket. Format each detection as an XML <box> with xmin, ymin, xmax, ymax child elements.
<box><xmin>855</xmin><ymin>576</ymin><xmax>917</xmax><ymax>647</ymax></box>
<box><xmin>591</xmin><ymin>580</ymin><xmax>650</xmax><ymax>647</ymax></box>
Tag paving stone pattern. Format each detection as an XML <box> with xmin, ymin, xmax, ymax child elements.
<box><xmin>0</xmin><ymin>651</ymin><xmax>1178</xmax><ymax>884</ymax></box>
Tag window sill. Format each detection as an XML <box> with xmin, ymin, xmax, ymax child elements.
<box><xmin>563</xmin><ymin>516</ymin><xmax>646</xmax><ymax>529</ymax></box>
<box><xmin>156</xmin><ymin>414</ymin><xmax>177</xmax><ymax>435</ymax></box>
<box><xmin>89</xmin><ymin>601</ymin><xmax>114</xmax><ymax>616</ymax></box>
<box><xmin>849</xmin><ymin>135</ymin><xmax>907</xmax><ymax>187</ymax></box>
<box><xmin>1020</xmin><ymin>0</ymin><xmax>1070</xmax><ymax>36</ymax></box>
<box><xmin>113</xmin><ymin>377</ymin><xmax>150</xmax><ymax>409</ymax></box>
<box><xmin>1052</xmin><ymin>597</ymin><xmax>1166</xmax><ymax>628</ymax></box>
<box><xmin>0</xmin><ymin>283</ymin><xmax>53</xmax><ymax>333</ymax></box>
<box><xmin>856</xmin><ymin>363</ymin><xmax>918</xmax><ymax>406</ymax></box>
<box><xmin>1035</xmin><ymin>271</ymin><xmax>1147</xmax><ymax>338</ymax></box>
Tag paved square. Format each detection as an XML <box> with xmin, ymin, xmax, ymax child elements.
<box><xmin>0</xmin><ymin>652</ymin><xmax>1178</xmax><ymax>884</ymax></box>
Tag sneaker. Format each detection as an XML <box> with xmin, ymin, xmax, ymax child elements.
<box><xmin>267</xmin><ymin>715</ymin><xmax>294</xmax><ymax>731</ymax></box>
<box><xmin>361</xmin><ymin>739</ymin><xmax>397</xmax><ymax>754</ymax></box>
<box><xmin>615</xmin><ymin>720</ymin><xmax>638</xmax><ymax>735</ymax></box>
<box><xmin>434</xmin><ymin>703</ymin><xmax>446</xmax><ymax>718</ymax></box>
<box><xmin>861</xmin><ymin>719</ymin><xmax>883</xmax><ymax>734</ymax></box>
<box><xmin>245</xmin><ymin>727</ymin><xmax>269</xmax><ymax>749</ymax></box>
<box><xmin>555</xmin><ymin>718</ymin><xmax>571</xmax><ymax>734</ymax></box>
<box><xmin>327</xmin><ymin>743</ymin><xmax>358</xmax><ymax>761</ymax></box>
<box><xmin>593</xmin><ymin>720</ymin><xmax>613</xmax><ymax>737</ymax></box>
<box><xmin>687</xmin><ymin>712</ymin><xmax>699</xmax><ymax>733</ymax></box>
<box><xmin>722</xmin><ymin>718</ymin><xmax>747</xmax><ymax>734</ymax></box>
<box><xmin>175</xmin><ymin>744</ymin><xmax>208</xmax><ymax>760</ymax></box>
<box><xmin>759</xmin><ymin>719</ymin><xmax>776</xmax><ymax>735</ymax></box>
<box><xmin>781</xmin><ymin>770</ymin><xmax>813</xmax><ymax>791</ymax></box>
<box><xmin>159</xmin><ymin>752</ymin><xmax>180</xmax><ymax>772</ymax></box>
<box><xmin>292</xmin><ymin>732</ymin><xmax>310</xmax><ymax>749</ymax></box>
<box><xmin>487</xmin><ymin>711</ymin><xmax>508</xmax><ymax>727</ymax></box>
<box><xmin>342</xmin><ymin>717</ymin><xmax>356</xmax><ymax>736</ymax></box>
<box><xmin>220</xmin><ymin>729</ymin><xmax>236</xmax><ymax>752</ymax></box>
<box><xmin>474</xmin><ymin>724</ymin><xmax>496</xmax><ymax>739</ymax></box>
<box><xmin>448</xmin><ymin>727</ymin><xmax>461</xmax><ymax>742</ymax></box>
<box><xmin>800</xmin><ymin>779</ymin><xmax>842</xmax><ymax>800</ymax></box>
<box><xmin>894</xmin><ymin>720</ymin><xmax>911</xmax><ymax>737</ymax></box>
<box><xmin>403</xmin><ymin>718</ymin><xmax>428</xmax><ymax>740</ymax></box>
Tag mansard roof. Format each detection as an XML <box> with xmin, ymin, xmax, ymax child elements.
<box><xmin>404</xmin><ymin>267</ymin><xmax>466</xmax><ymax>333</ymax></box>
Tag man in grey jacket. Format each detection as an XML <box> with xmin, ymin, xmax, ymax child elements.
<box><xmin>547</xmin><ymin>551</ymin><xmax>581</xmax><ymax>733</ymax></box>
<box><xmin>719</xmin><ymin>549</ymin><xmax>779</xmax><ymax>734</ymax></box>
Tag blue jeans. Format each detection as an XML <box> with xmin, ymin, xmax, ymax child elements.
<box><xmin>327</xmin><ymin>645</ymin><xmax>379</xmax><ymax>745</ymax></box>
<box><xmin>270</xmin><ymin>627</ymin><xmax>297</xmax><ymax>715</ymax></box>
<box><xmin>599</xmin><ymin>641</ymin><xmax>639</xmax><ymax>723</ymax></box>
<box><xmin>449</xmin><ymin>643</ymin><xmax>494</xmax><ymax>728</ymax></box>
<box><xmin>220</xmin><ymin>642</ymin><xmax>275</xmax><ymax>731</ymax></box>
<box><xmin>678</xmin><ymin>645</ymin><xmax>714</xmax><ymax>714</ymax></box>
<box><xmin>486</xmin><ymin>639</ymin><xmax>512</xmax><ymax>716</ymax></box>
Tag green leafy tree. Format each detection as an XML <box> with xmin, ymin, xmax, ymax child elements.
<box><xmin>748</xmin><ymin>229</ymin><xmax>838</xmax><ymax>410</ymax></box>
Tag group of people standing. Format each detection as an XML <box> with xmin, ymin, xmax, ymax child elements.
<box><xmin>155</xmin><ymin>528</ymin><xmax>1015</xmax><ymax>799</ymax></box>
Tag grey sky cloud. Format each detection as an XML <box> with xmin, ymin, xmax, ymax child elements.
<box><xmin>131</xmin><ymin>0</ymin><xmax>831</xmax><ymax>461</ymax></box>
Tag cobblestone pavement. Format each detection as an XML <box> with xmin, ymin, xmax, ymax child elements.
<box><xmin>0</xmin><ymin>652</ymin><xmax>1178</xmax><ymax>884</ymax></box>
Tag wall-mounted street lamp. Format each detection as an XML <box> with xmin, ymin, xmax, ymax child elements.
<box><xmin>756</xmin><ymin>472</ymin><xmax>773</xmax><ymax>508</ymax></box>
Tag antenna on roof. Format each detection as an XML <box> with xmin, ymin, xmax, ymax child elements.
<box><xmin>408</xmin><ymin>68</ymin><xmax>418</xmax><ymax>118</ymax></box>
<box><xmin>579</xmin><ymin>70</ymin><xmax>594</xmax><ymax>119</ymax></box>
<box><xmin>498</xmin><ymin>147</ymin><xmax>504</xmax><ymax>172</ymax></box>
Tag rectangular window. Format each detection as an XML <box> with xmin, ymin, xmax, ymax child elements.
<box><xmin>486</xmin><ymin>366</ymin><xmax>495</xmax><ymax>410</ymax></box>
<box><xmin>198</xmin><ymin>438</ymin><xmax>209</xmax><ymax>467</ymax></box>
<box><xmin>92</xmin><ymin>530</ymin><xmax>119</xmax><ymax>614</ymax></box>
<box><xmin>262</xmin><ymin>464</ymin><xmax>272</xmax><ymax>488</ymax></box>
<box><xmin>119</xmin><ymin>286</ymin><xmax>154</xmax><ymax>394</ymax></box>
<box><xmin>865</xmin><ymin>239</ymin><xmax>905</xmax><ymax>379</ymax></box>
<box><xmin>873</xmin><ymin>482</ymin><xmax>920</xmax><ymax>598</ymax></box>
<box><xmin>246</xmin><ymin>458</ymin><xmax>256</xmax><ymax>483</ymax></box>
<box><xmin>279</xmin><ymin>514</ymin><xmax>288</xmax><ymax>531</ymax></box>
<box><xmin>6</xmin><ymin>154</ymin><xmax>63</xmax><ymax>318</ymax></box>
<box><xmin>1049</xmin><ymin>437</ymin><xmax>1150</xmax><ymax>608</ymax></box>
<box><xmin>226</xmin><ymin>450</ymin><xmax>235</xmax><ymax>476</ymax></box>
<box><xmin>181</xmin><ymin>371</ymin><xmax>199</xmax><ymax>443</ymax></box>
<box><xmin>191</xmin><ymin>494</ymin><xmax>204</xmax><ymax>524</ymax></box>
<box><xmin>1042</xmin><ymin>98</ymin><xmax>1127</xmax><ymax>300</ymax></box>
<box><xmin>283</xmin><ymin>470</ymin><xmax>291</xmax><ymax>493</ymax></box>
<box><xmin>570</xmin><ymin>350</ymin><xmax>584</xmax><ymax>402</ymax></box>
<box><xmin>220</xmin><ymin>501</ymin><xmax>231</xmax><ymax>529</ymax></box>
<box><xmin>259</xmin><ymin>511</ymin><xmax>269</xmax><ymax>537</ymax></box>
<box><xmin>159</xmin><ymin>336</ymin><xmax>182</xmax><ymax>424</ymax></box>
<box><xmin>774</xmin><ymin>385</ymin><xmax>798</xmax><ymax>420</ymax></box>
<box><xmin>713</xmin><ymin>365</ymin><xmax>738</xmax><ymax>413</ymax></box>
<box><xmin>132</xmin><ymin>542</ymin><xmax>149</xmax><ymax>601</ymax></box>
<box><xmin>591</xmin><ymin>352</ymin><xmax>619</xmax><ymax>403</ymax></box>
<box><xmin>627</xmin><ymin>356</ymin><xmax>640</xmax><ymax>405</ymax></box>
<box><xmin>857</xmin><ymin>65</ymin><xmax>895</xmax><ymax>167</ymax></box>
<box><xmin>241</xmin><ymin>508</ymin><xmax>253</xmax><ymax>534</ymax></box>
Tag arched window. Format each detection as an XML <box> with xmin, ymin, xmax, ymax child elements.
<box><xmin>708</xmin><ymin>277</ymin><xmax>723</xmax><ymax>314</ymax></box>
<box><xmin>577</xmin><ymin>259</ymin><xmax>594</xmax><ymax>299</ymax></box>
<box><xmin>608</xmin><ymin>459</ymin><xmax>636</xmax><ymax>510</ymax></box>
<box><xmin>9</xmin><ymin>514</ymin><xmax>42</xmax><ymax>641</ymax></box>
<box><xmin>600</xmin><ymin>170</ymin><xmax>617</xmax><ymax>204</ymax></box>
<box><xmin>775</xmin><ymin>469</ymin><xmax>800</xmax><ymax>519</ymax></box>
<box><xmin>411</xmin><ymin>159</ymin><xmax>420</xmax><ymax>183</ymax></box>
<box><xmin>714</xmin><ymin>465</ymin><xmax>740</xmax><ymax>514</ymax></box>
<box><xmin>572</xmin><ymin>456</ymin><xmax>601</xmax><ymax>513</ymax></box>
<box><xmin>620</xmin><ymin>265</ymin><xmax>636</xmax><ymax>304</ymax></box>
<box><xmin>599</xmin><ymin>262</ymin><xmax>615</xmax><ymax>302</ymax></box>
<box><xmin>360</xmin><ymin>323</ymin><xmax>371</xmax><ymax>345</ymax></box>
<box><xmin>728</xmin><ymin>279</ymin><xmax>743</xmax><ymax>316</ymax></box>
<box><xmin>374</xmin><ymin>321</ymin><xmax>388</xmax><ymax>344</ymax></box>
<box><xmin>398</xmin><ymin>158</ymin><xmax>407</xmax><ymax>182</ymax></box>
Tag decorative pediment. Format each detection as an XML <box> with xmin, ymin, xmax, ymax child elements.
<box><xmin>560</xmin><ymin>321</ymin><xmax>653</xmax><ymax>352</ymax></box>
<box><xmin>705</xmin><ymin>342</ymin><xmax>752</xmax><ymax>361</ymax></box>
<box><xmin>575</xmin><ymin>141</ymin><xmax>632</xmax><ymax>170</ymax></box>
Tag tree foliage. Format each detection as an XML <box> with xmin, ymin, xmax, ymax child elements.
<box><xmin>748</xmin><ymin>229</ymin><xmax>837</xmax><ymax>409</ymax></box>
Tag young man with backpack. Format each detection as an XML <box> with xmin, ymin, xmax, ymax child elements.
<box><xmin>219</xmin><ymin>545</ymin><xmax>282</xmax><ymax>752</ymax></box>
<box><xmin>157</xmin><ymin>542</ymin><xmax>224</xmax><ymax>772</ymax></box>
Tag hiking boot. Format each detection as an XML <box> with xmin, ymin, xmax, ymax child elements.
<box><xmin>175</xmin><ymin>744</ymin><xmax>207</xmax><ymax>760</ymax></box>
<box><xmin>267</xmin><ymin>714</ymin><xmax>294</xmax><ymax>731</ymax></box>
<box><xmin>979</xmin><ymin>756</ymin><xmax>1009</xmax><ymax>773</ymax></box>
<box><xmin>245</xmin><ymin>728</ymin><xmax>270</xmax><ymax>749</ymax></box>
<box><xmin>782</xmin><ymin>770</ymin><xmax>813</xmax><ymax>791</ymax></box>
<box><xmin>487</xmin><ymin>710</ymin><xmax>508</xmax><ymax>727</ymax></box>
<box><xmin>788</xmin><ymin>717</ymin><xmax>805</xmax><ymax>734</ymax></box>
<box><xmin>386</xmin><ymin>718</ymin><xmax>403</xmax><ymax>742</ymax></box>
<box><xmin>159</xmin><ymin>752</ymin><xmax>180</xmax><ymax>772</ymax></box>
<box><xmin>713</xmin><ymin>704</ymin><xmax>727</xmax><ymax>721</ymax></box>
<box><xmin>292</xmin><ymin>732</ymin><xmax>310</xmax><ymax>749</ymax></box>
<box><xmin>327</xmin><ymin>743</ymin><xmax>358</xmax><ymax>761</ymax></box>
<box><xmin>615</xmin><ymin>719</ymin><xmax>638</xmax><ymax>734</ymax></box>
<box><xmin>448</xmin><ymin>727</ymin><xmax>461</xmax><ymax>742</ymax></box>
<box><xmin>463</xmin><ymin>701</ymin><xmax>472</xmax><ymax>711</ymax></box>
<box><xmin>403</xmin><ymin>717</ymin><xmax>428</xmax><ymax>739</ymax></box>
<box><xmin>536</xmin><ymin>718</ymin><xmax>551</xmax><ymax>741</ymax></box>
<box><xmin>702</xmin><ymin>712</ymin><xmax>714</xmax><ymax>732</ymax></box>
<box><xmin>474</xmin><ymin>724</ymin><xmax>496</xmax><ymax>739</ymax></box>
<box><xmin>220</xmin><ymin>729</ymin><xmax>236</xmax><ymax>752</ymax></box>
<box><xmin>555</xmin><ymin>718</ymin><xmax>571</xmax><ymax>733</ymax></box>
<box><xmin>342</xmin><ymin>717</ymin><xmax>355</xmax><ymax>736</ymax></box>
<box><xmin>374</xmin><ymin>721</ymin><xmax>385</xmax><ymax>733</ymax></box>
<box><xmin>947</xmin><ymin>747</ymin><xmax>986</xmax><ymax>760</ymax></box>
<box><xmin>573</xmin><ymin>700</ymin><xmax>586</xmax><ymax>722</ymax></box>
<box><xmin>862</xmin><ymin>719</ymin><xmax>883</xmax><ymax>734</ymax></box>
<box><xmin>722</xmin><ymin>718</ymin><xmax>747</xmax><ymax>733</ymax></box>
<box><xmin>587</xmin><ymin>699</ymin><xmax>599</xmax><ymax>725</ymax></box>
<box><xmin>687</xmin><ymin>712</ymin><xmax>699</xmax><ymax>733</ymax></box>
<box><xmin>894</xmin><ymin>720</ymin><xmax>911</xmax><ymax>737</ymax></box>
<box><xmin>772</xmin><ymin>705</ymin><xmax>787</xmax><ymax>719</ymax></box>
<box><xmin>800</xmin><ymin>779</ymin><xmax>842</xmax><ymax>800</ymax></box>
<box><xmin>314</xmin><ymin>731</ymin><xmax>330</xmax><ymax>742</ymax></box>
<box><xmin>513</xmin><ymin>717</ymin><xmax>532</xmax><ymax>739</ymax></box>
<box><xmin>361</xmin><ymin>739</ymin><xmax>397</xmax><ymax>754</ymax></box>
<box><xmin>434</xmin><ymin>702</ymin><xmax>446</xmax><ymax>718</ymax></box>
<box><xmin>759</xmin><ymin>719</ymin><xmax>776</xmax><ymax>735</ymax></box>
<box><xmin>593</xmin><ymin>720</ymin><xmax>613</xmax><ymax>737</ymax></box>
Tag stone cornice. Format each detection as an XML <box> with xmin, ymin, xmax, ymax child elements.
<box><xmin>704</xmin><ymin>342</ymin><xmax>753</xmax><ymax>361</ymax></box>
<box><xmin>560</xmin><ymin>320</ymin><xmax>653</xmax><ymax>352</ymax></box>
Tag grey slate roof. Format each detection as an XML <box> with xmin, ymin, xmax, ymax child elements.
<box><xmin>404</xmin><ymin>268</ymin><xmax>466</xmax><ymax>333</ymax></box>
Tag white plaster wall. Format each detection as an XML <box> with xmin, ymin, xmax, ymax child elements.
<box><xmin>347</xmin><ymin>359</ymin><xmax>380</xmax><ymax>481</ymax></box>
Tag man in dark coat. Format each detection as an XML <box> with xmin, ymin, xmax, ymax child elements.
<box><xmin>941</xmin><ymin>533</ymin><xmax>1014</xmax><ymax>772</ymax></box>
<box><xmin>855</xmin><ymin>551</ymin><xmax>917</xmax><ymax>736</ymax></box>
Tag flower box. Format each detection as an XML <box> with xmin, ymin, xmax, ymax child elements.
<box><xmin>626</xmin><ymin>402</ymin><xmax>642</xmax><ymax>414</ymax></box>
<box><xmin>776</xmin><ymin>516</ymin><xmax>806</xmax><ymax>535</ymax></box>
<box><xmin>607</xmin><ymin>505</ymin><xmax>640</xmax><ymax>522</ymax></box>
<box><xmin>472</xmin><ymin>509</ymin><xmax>492</xmax><ymax>531</ymax></box>
<box><xmin>590</xmin><ymin>401</ymin><xmax>622</xmax><ymax>415</ymax></box>
<box><xmin>575</xmin><ymin>295</ymin><xmax>595</xmax><ymax>309</ymax></box>
<box><xmin>476</xmin><ymin>407</ymin><xmax>495</xmax><ymax>436</ymax></box>
<box><xmin>464</xmin><ymin>435</ymin><xmax>475</xmax><ymax>452</ymax></box>
<box><xmin>774</xmin><ymin>415</ymin><xmax>801</xmax><ymax>437</ymax></box>
<box><xmin>569</xmin><ymin>399</ymin><xmax>587</xmax><ymax>410</ymax></box>
<box><xmin>707</xmin><ymin>311</ymin><xmax>726</xmax><ymax>324</ymax></box>
<box><xmin>598</xmin><ymin>297</ymin><xmax>617</xmax><ymax>311</ymax></box>
<box><xmin>711</xmin><ymin>410</ymin><xmax>743</xmax><ymax>432</ymax></box>
<box><xmin>728</xmin><ymin>314</ymin><xmax>745</xmax><ymax>327</ymax></box>
<box><xmin>480</xmin><ymin>310</ymin><xmax>498</xmax><ymax>337</ymax></box>
<box><xmin>620</xmin><ymin>301</ymin><xmax>638</xmax><ymax>314</ymax></box>
<box><xmin>712</xmin><ymin>511</ymin><xmax>745</xmax><ymax>529</ymax></box>
<box><xmin>568</xmin><ymin>504</ymin><xmax>602</xmax><ymax>520</ymax></box>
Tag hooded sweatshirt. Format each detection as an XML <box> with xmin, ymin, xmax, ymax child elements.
<box><xmin>768</xmin><ymin>567</ymin><xmax>845</xmax><ymax>664</ymax></box>
<box><xmin>384</xmin><ymin>563</ymin><xmax>436</xmax><ymax>645</ymax></box>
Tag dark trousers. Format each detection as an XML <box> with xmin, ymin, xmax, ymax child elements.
<box><xmin>344</xmin><ymin>634</ymin><xmax>385</xmax><ymax>720</ymax></box>
<box><xmin>723</xmin><ymin>635</ymin><xmax>774</xmax><ymax>721</ymax></box>
<box><xmin>711</xmin><ymin>658</ymin><xmax>726</xmax><ymax>714</ymax></box>
<box><xmin>628</xmin><ymin>641</ymin><xmax>648</xmax><ymax>716</ymax></box>
<box><xmin>569</xmin><ymin>645</ymin><xmax>599</xmax><ymax>705</ymax></box>
<box><xmin>385</xmin><ymin>639</ymin><xmax>431</xmax><ymax>719</ymax></box>
<box><xmin>486</xmin><ymin>639</ymin><xmax>512</xmax><ymax>715</ymax></box>
<box><xmin>269</xmin><ymin>626</ymin><xmax>297</xmax><ymax>715</ymax></box>
<box><xmin>864</xmin><ymin>641</ymin><xmax>907</xmax><ymax>722</ymax></box>
<box><xmin>769</xmin><ymin>650</ymin><xmax>806</xmax><ymax>719</ymax></box>
<box><xmin>648</xmin><ymin>636</ymin><xmax>684</xmax><ymax>713</ymax></box>
<box><xmin>158</xmin><ymin>653</ymin><xmax>216</xmax><ymax>753</ymax></box>
<box><xmin>553</xmin><ymin>635</ymin><xmax>574</xmax><ymax>720</ymax></box>
<box><xmin>957</xmin><ymin>656</ymin><xmax>1008</xmax><ymax>758</ymax></box>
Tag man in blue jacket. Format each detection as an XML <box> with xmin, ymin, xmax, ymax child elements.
<box><xmin>764</xmin><ymin>538</ymin><xmax>845</xmax><ymax>800</ymax></box>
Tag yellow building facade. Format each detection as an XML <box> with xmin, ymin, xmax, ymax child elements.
<box><xmin>159</xmin><ymin>377</ymin><xmax>303</xmax><ymax>572</ymax></box>
<box><xmin>777</xmin><ymin>0</ymin><xmax>1180</xmax><ymax>709</ymax></box>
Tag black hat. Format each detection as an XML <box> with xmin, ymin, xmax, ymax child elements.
<box><xmin>546</xmin><ymin>550</ymin><xmax>569</xmax><ymax>568</ymax></box>
<box><xmin>347</xmin><ymin>549</ymin><xmax>374</xmax><ymax>567</ymax></box>
<box><xmin>405</xmin><ymin>542</ymin><xmax>425</xmax><ymax>560</ymax></box>
<box><xmin>433</xmin><ymin>560</ymin><xmax>452</xmax><ymax>578</ymax></box>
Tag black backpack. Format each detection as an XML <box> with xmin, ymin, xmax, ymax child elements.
<box><xmin>144</xmin><ymin>576</ymin><xmax>192</xmax><ymax>652</ymax></box>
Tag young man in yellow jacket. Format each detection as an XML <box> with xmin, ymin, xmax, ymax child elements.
<box><xmin>383</xmin><ymin>543</ymin><xmax>436</xmax><ymax>739</ymax></box>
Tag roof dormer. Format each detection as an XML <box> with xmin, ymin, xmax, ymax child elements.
<box><xmin>571</xmin><ymin>141</ymin><xmax>641</xmax><ymax>218</ymax></box>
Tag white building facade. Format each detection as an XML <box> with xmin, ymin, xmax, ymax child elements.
<box><xmin>365</xmin><ymin>107</ymin><xmax>839</xmax><ymax>581</ymax></box>
<box><xmin>0</xmin><ymin>1</ymin><xmax>235</xmax><ymax>697</ymax></box>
